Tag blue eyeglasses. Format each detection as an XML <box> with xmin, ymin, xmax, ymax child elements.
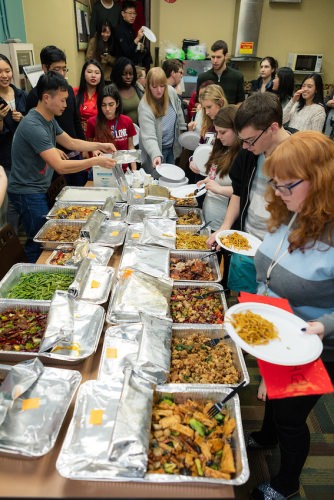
<box><xmin>268</xmin><ymin>178</ymin><xmax>304</xmax><ymax>196</ymax></box>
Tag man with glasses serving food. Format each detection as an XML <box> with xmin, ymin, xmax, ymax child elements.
<box><xmin>207</xmin><ymin>92</ymin><xmax>292</xmax><ymax>294</ymax></box>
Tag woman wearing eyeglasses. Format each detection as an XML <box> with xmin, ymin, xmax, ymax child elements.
<box><xmin>249</xmin><ymin>131</ymin><xmax>334</xmax><ymax>500</ymax></box>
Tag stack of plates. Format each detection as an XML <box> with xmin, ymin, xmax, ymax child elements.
<box><xmin>157</xmin><ymin>163</ymin><xmax>189</xmax><ymax>189</ymax></box>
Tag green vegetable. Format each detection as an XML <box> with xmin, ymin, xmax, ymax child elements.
<box><xmin>163</xmin><ymin>462</ymin><xmax>177</xmax><ymax>474</ymax></box>
<box><xmin>175</xmin><ymin>344</ymin><xmax>193</xmax><ymax>351</ymax></box>
<box><xmin>214</xmin><ymin>413</ymin><xmax>225</xmax><ymax>423</ymax></box>
<box><xmin>195</xmin><ymin>458</ymin><xmax>204</xmax><ymax>476</ymax></box>
<box><xmin>6</xmin><ymin>272</ymin><xmax>73</xmax><ymax>300</ymax></box>
<box><xmin>189</xmin><ymin>418</ymin><xmax>207</xmax><ymax>437</ymax></box>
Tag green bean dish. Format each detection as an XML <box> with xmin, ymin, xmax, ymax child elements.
<box><xmin>6</xmin><ymin>272</ymin><xmax>74</xmax><ymax>300</ymax></box>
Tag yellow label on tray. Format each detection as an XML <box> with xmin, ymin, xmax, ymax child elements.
<box><xmin>131</xmin><ymin>233</ymin><xmax>140</xmax><ymax>238</ymax></box>
<box><xmin>111</xmin><ymin>230</ymin><xmax>119</xmax><ymax>236</ymax></box>
<box><xmin>106</xmin><ymin>347</ymin><xmax>118</xmax><ymax>358</ymax></box>
<box><xmin>52</xmin><ymin>343</ymin><xmax>81</xmax><ymax>354</ymax></box>
<box><xmin>113</xmin><ymin>211</ymin><xmax>121</xmax><ymax>217</ymax></box>
<box><xmin>89</xmin><ymin>409</ymin><xmax>104</xmax><ymax>425</ymax></box>
<box><xmin>22</xmin><ymin>398</ymin><xmax>40</xmax><ymax>410</ymax></box>
<box><xmin>122</xmin><ymin>268</ymin><xmax>133</xmax><ymax>279</ymax></box>
<box><xmin>88</xmin><ymin>252</ymin><xmax>96</xmax><ymax>259</ymax></box>
<box><xmin>91</xmin><ymin>279</ymin><xmax>100</xmax><ymax>288</ymax></box>
<box><xmin>134</xmin><ymin>194</ymin><xmax>142</xmax><ymax>199</ymax></box>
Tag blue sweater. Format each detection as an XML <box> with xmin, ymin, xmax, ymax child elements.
<box><xmin>255</xmin><ymin>223</ymin><xmax>334</xmax><ymax>360</ymax></box>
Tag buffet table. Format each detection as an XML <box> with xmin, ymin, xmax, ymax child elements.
<box><xmin>0</xmin><ymin>246</ymin><xmax>235</xmax><ymax>499</ymax></box>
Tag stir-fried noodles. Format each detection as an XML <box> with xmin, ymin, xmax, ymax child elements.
<box><xmin>230</xmin><ymin>310</ymin><xmax>279</xmax><ymax>345</ymax></box>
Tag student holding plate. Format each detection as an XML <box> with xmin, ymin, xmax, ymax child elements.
<box><xmin>248</xmin><ymin>131</ymin><xmax>334</xmax><ymax>500</ymax></box>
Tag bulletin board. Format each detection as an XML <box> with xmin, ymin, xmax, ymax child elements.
<box><xmin>74</xmin><ymin>0</ymin><xmax>90</xmax><ymax>50</ymax></box>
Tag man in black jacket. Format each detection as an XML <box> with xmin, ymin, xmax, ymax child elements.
<box><xmin>114</xmin><ymin>1</ymin><xmax>151</xmax><ymax>68</ymax></box>
<box><xmin>26</xmin><ymin>45</ymin><xmax>87</xmax><ymax>186</ymax></box>
<box><xmin>207</xmin><ymin>93</ymin><xmax>292</xmax><ymax>292</ymax></box>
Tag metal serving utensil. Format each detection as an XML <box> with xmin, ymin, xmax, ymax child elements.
<box><xmin>194</xmin><ymin>220</ymin><xmax>212</xmax><ymax>236</ymax></box>
<box><xmin>193</xmin><ymin>288</ymin><xmax>229</xmax><ymax>300</ymax></box>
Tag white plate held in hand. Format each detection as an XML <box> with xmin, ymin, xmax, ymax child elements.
<box><xmin>141</xmin><ymin>26</ymin><xmax>157</xmax><ymax>42</ymax></box>
<box><xmin>170</xmin><ymin>183</ymin><xmax>206</xmax><ymax>199</ymax></box>
<box><xmin>216</xmin><ymin>230</ymin><xmax>262</xmax><ymax>257</ymax></box>
<box><xmin>156</xmin><ymin>163</ymin><xmax>185</xmax><ymax>181</ymax></box>
<box><xmin>224</xmin><ymin>302</ymin><xmax>323</xmax><ymax>366</ymax></box>
<box><xmin>193</xmin><ymin>144</ymin><xmax>213</xmax><ymax>175</ymax></box>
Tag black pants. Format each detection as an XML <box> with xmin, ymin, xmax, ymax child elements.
<box><xmin>253</xmin><ymin>360</ymin><xmax>334</xmax><ymax>494</ymax></box>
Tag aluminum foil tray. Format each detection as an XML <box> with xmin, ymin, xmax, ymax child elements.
<box><xmin>126</xmin><ymin>203</ymin><xmax>176</xmax><ymax>224</ymax></box>
<box><xmin>46</xmin><ymin>201</ymin><xmax>103</xmax><ymax>221</ymax></box>
<box><xmin>144</xmin><ymin>387</ymin><xmax>249</xmax><ymax>485</ymax></box>
<box><xmin>0</xmin><ymin>298</ymin><xmax>105</xmax><ymax>365</ymax></box>
<box><xmin>169</xmin><ymin>250</ymin><xmax>222</xmax><ymax>282</ymax></box>
<box><xmin>176</xmin><ymin>225</ymin><xmax>212</xmax><ymax>251</ymax></box>
<box><xmin>171</xmin><ymin>281</ymin><xmax>228</xmax><ymax>325</ymax></box>
<box><xmin>0</xmin><ymin>263</ymin><xmax>77</xmax><ymax>302</ymax></box>
<box><xmin>56</xmin><ymin>382</ymin><xmax>249</xmax><ymax>484</ymax></box>
<box><xmin>56</xmin><ymin>186</ymin><xmax>123</xmax><ymax>203</ymax></box>
<box><xmin>78</xmin><ymin>265</ymin><xmax>115</xmax><ymax>304</ymax></box>
<box><xmin>158</xmin><ymin>324</ymin><xmax>249</xmax><ymax>390</ymax></box>
<box><xmin>92</xmin><ymin>221</ymin><xmax>127</xmax><ymax>247</ymax></box>
<box><xmin>175</xmin><ymin>207</ymin><xmax>204</xmax><ymax>225</ymax></box>
<box><xmin>0</xmin><ymin>364</ymin><xmax>81</xmax><ymax>458</ymax></box>
<box><xmin>106</xmin><ymin>202</ymin><xmax>128</xmax><ymax>222</ymax></box>
<box><xmin>124</xmin><ymin>223</ymin><xmax>144</xmax><ymax>246</ymax></box>
<box><xmin>33</xmin><ymin>219</ymin><xmax>86</xmax><ymax>250</ymax></box>
<box><xmin>46</xmin><ymin>244</ymin><xmax>114</xmax><ymax>267</ymax></box>
<box><xmin>119</xmin><ymin>245</ymin><xmax>170</xmax><ymax>278</ymax></box>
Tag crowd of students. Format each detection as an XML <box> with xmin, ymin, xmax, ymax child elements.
<box><xmin>0</xmin><ymin>5</ymin><xmax>334</xmax><ymax>497</ymax></box>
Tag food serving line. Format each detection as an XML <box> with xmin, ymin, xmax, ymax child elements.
<box><xmin>0</xmin><ymin>172</ymin><xmax>251</xmax><ymax>499</ymax></box>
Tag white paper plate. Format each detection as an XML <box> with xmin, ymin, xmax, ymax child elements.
<box><xmin>156</xmin><ymin>163</ymin><xmax>185</xmax><ymax>181</ymax></box>
<box><xmin>159</xmin><ymin>177</ymin><xmax>189</xmax><ymax>188</ymax></box>
<box><xmin>133</xmin><ymin>123</ymin><xmax>140</xmax><ymax>147</ymax></box>
<box><xmin>142</xmin><ymin>26</ymin><xmax>157</xmax><ymax>42</ymax></box>
<box><xmin>193</xmin><ymin>144</ymin><xmax>213</xmax><ymax>175</ymax></box>
<box><xmin>170</xmin><ymin>184</ymin><xmax>206</xmax><ymax>199</ymax></box>
<box><xmin>216</xmin><ymin>230</ymin><xmax>262</xmax><ymax>257</ymax></box>
<box><xmin>178</xmin><ymin>131</ymin><xmax>200</xmax><ymax>151</ymax></box>
<box><xmin>224</xmin><ymin>302</ymin><xmax>323</xmax><ymax>366</ymax></box>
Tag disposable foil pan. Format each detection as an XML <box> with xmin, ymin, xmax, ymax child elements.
<box><xmin>92</xmin><ymin>221</ymin><xmax>127</xmax><ymax>247</ymax></box>
<box><xmin>0</xmin><ymin>298</ymin><xmax>105</xmax><ymax>365</ymax></box>
<box><xmin>77</xmin><ymin>264</ymin><xmax>115</xmax><ymax>304</ymax></box>
<box><xmin>175</xmin><ymin>207</ymin><xmax>204</xmax><ymax>225</ymax></box>
<box><xmin>46</xmin><ymin>243</ymin><xmax>114</xmax><ymax>267</ymax></box>
<box><xmin>159</xmin><ymin>324</ymin><xmax>249</xmax><ymax>389</ymax></box>
<box><xmin>124</xmin><ymin>223</ymin><xmax>144</xmax><ymax>246</ymax></box>
<box><xmin>56</xmin><ymin>186</ymin><xmax>123</xmax><ymax>203</ymax></box>
<box><xmin>0</xmin><ymin>364</ymin><xmax>81</xmax><ymax>458</ymax></box>
<box><xmin>56</xmin><ymin>383</ymin><xmax>249</xmax><ymax>484</ymax></box>
<box><xmin>105</xmin><ymin>202</ymin><xmax>128</xmax><ymax>222</ymax></box>
<box><xmin>119</xmin><ymin>245</ymin><xmax>170</xmax><ymax>278</ymax></box>
<box><xmin>0</xmin><ymin>263</ymin><xmax>77</xmax><ymax>302</ymax></box>
<box><xmin>46</xmin><ymin>201</ymin><xmax>103</xmax><ymax>221</ymax></box>
<box><xmin>171</xmin><ymin>281</ymin><xmax>227</xmax><ymax>325</ymax></box>
<box><xmin>169</xmin><ymin>250</ymin><xmax>222</xmax><ymax>282</ymax></box>
<box><xmin>176</xmin><ymin>225</ymin><xmax>212</xmax><ymax>251</ymax></box>
<box><xmin>33</xmin><ymin>219</ymin><xmax>85</xmax><ymax>250</ymax></box>
<box><xmin>144</xmin><ymin>387</ymin><xmax>250</xmax><ymax>485</ymax></box>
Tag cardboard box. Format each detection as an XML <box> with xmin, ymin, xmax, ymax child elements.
<box><xmin>92</xmin><ymin>166</ymin><xmax>118</xmax><ymax>188</ymax></box>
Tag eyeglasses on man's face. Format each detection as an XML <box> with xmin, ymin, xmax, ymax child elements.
<box><xmin>49</xmin><ymin>65</ymin><xmax>69</xmax><ymax>74</ymax></box>
<box><xmin>238</xmin><ymin>124</ymin><xmax>270</xmax><ymax>147</ymax></box>
<box><xmin>267</xmin><ymin>178</ymin><xmax>304</xmax><ymax>196</ymax></box>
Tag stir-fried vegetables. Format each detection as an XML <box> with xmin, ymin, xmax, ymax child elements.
<box><xmin>0</xmin><ymin>308</ymin><xmax>48</xmax><ymax>352</ymax></box>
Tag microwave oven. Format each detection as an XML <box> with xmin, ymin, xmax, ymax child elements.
<box><xmin>287</xmin><ymin>53</ymin><xmax>323</xmax><ymax>73</ymax></box>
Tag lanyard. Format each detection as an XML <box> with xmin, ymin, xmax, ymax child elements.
<box><xmin>264</xmin><ymin>212</ymin><xmax>298</xmax><ymax>295</ymax></box>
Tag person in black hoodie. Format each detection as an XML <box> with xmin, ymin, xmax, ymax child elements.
<box><xmin>26</xmin><ymin>45</ymin><xmax>87</xmax><ymax>186</ymax></box>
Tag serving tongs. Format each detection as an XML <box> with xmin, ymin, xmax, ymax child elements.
<box><xmin>206</xmin><ymin>380</ymin><xmax>247</xmax><ymax>418</ymax></box>
<box><xmin>193</xmin><ymin>186</ymin><xmax>206</xmax><ymax>197</ymax></box>
<box><xmin>193</xmin><ymin>288</ymin><xmax>229</xmax><ymax>299</ymax></box>
<box><xmin>199</xmin><ymin>249</ymin><xmax>221</xmax><ymax>260</ymax></box>
<box><xmin>194</xmin><ymin>220</ymin><xmax>212</xmax><ymax>235</ymax></box>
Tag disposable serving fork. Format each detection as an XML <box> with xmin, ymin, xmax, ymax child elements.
<box><xmin>206</xmin><ymin>381</ymin><xmax>247</xmax><ymax>418</ymax></box>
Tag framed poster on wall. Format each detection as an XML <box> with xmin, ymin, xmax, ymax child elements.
<box><xmin>74</xmin><ymin>0</ymin><xmax>90</xmax><ymax>50</ymax></box>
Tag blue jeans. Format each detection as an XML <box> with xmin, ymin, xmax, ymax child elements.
<box><xmin>162</xmin><ymin>146</ymin><xmax>175</xmax><ymax>165</ymax></box>
<box><xmin>8</xmin><ymin>192</ymin><xmax>49</xmax><ymax>263</ymax></box>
